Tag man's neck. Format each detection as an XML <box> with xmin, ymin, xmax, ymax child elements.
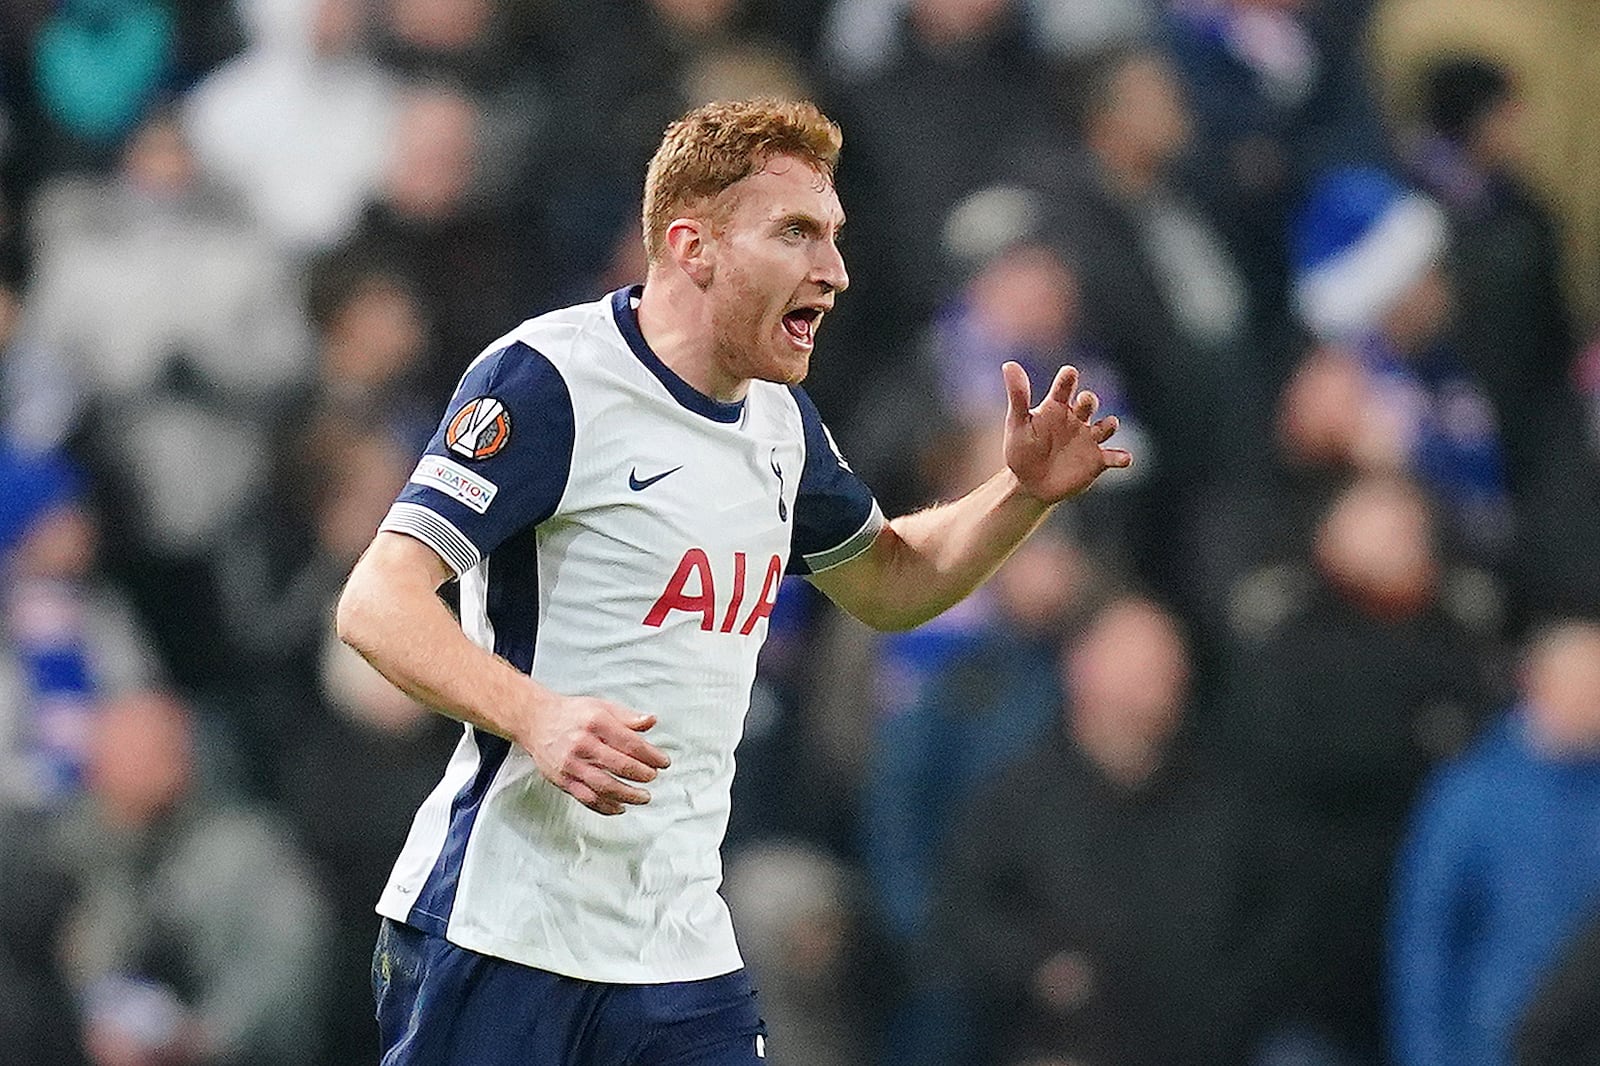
<box><xmin>635</xmin><ymin>272</ymin><xmax>748</xmax><ymax>402</ymax></box>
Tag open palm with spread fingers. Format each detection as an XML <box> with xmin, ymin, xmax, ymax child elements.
<box><xmin>1003</xmin><ymin>361</ymin><xmax>1132</xmax><ymax>504</ymax></box>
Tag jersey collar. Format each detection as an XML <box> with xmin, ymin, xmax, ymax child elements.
<box><xmin>611</xmin><ymin>286</ymin><xmax>746</xmax><ymax>424</ymax></box>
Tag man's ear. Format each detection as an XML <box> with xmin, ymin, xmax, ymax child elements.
<box><xmin>664</xmin><ymin>217</ymin><xmax>715</xmax><ymax>288</ymax></box>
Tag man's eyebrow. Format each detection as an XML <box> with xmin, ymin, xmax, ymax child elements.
<box><xmin>774</xmin><ymin>212</ymin><xmax>846</xmax><ymax>234</ymax></box>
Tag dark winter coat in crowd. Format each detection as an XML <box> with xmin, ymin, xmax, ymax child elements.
<box><xmin>1224</xmin><ymin>575</ymin><xmax>1497</xmax><ymax>1056</ymax></box>
<box><xmin>340</xmin><ymin>202</ymin><xmax>549</xmax><ymax>404</ymax></box>
<box><xmin>0</xmin><ymin>809</ymin><xmax>88</xmax><ymax>1066</ymax></box>
<box><xmin>926</xmin><ymin>729</ymin><xmax>1297</xmax><ymax>1066</ymax></box>
<box><xmin>1409</xmin><ymin>141</ymin><xmax>1600</xmax><ymax>616</ymax></box>
<box><xmin>1515</xmin><ymin>905</ymin><xmax>1600</xmax><ymax>1066</ymax></box>
<box><xmin>279</xmin><ymin>704</ymin><xmax>461</xmax><ymax>1066</ymax></box>
<box><xmin>824</xmin><ymin>10</ymin><xmax>1051</xmax><ymax>368</ymax></box>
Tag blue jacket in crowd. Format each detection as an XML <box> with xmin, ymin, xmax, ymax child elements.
<box><xmin>1389</xmin><ymin>710</ymin><xmax>1600</xmax><ymax>1066</ymax></box>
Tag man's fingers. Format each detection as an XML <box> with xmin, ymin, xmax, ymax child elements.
<box><xmin>1101</xmin><ymin>447</ymin><xmax>1134</xmax><ymax>469</ymax></box>
<box><xmin>1049</xmin><ymin>365</ymin><xmax>1080</xmax><ymax>405</ymax></box>
<box><xmin>1002</xmin><ymin>361</ymin><xmax>1032</xmax><ymax>425</ymax></box>
<box><xmin>1072</xmin><ymin>389</ymin><xmax>1099</xmax><ymax>423</ymax></box>
<box><xmin>562</xmin><ymin>776</ymin><xmax>624</xmax><ymax>816</ymax></box>
<box><xmin>582</xmin><ymin>765</ymin><xmax>652</xmax><ymax>807</ymax></box>
<box><xmin>565</xmin><ymin>763</ymin><xmax>651</xmax><ymax>810</ymax></box>
<box><xmin>1091</xmin><ymin>415</ymin><xmax>1119</xmax><ymax>443</ymax></box>
<box><xmin>608</xmin><ymin>718</ymin><xmax>671</xmax><ymax>769</ymax></box>
<box><xmin>588</xmin><ymin>740</ymin><xmax>660</xmax><ymax>784</ymax></box>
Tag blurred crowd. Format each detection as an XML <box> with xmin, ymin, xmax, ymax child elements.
<box><xmin>1</xmin><ymin>1</ymin><xmax>1599</xmax><ymax>1065</ymax></box>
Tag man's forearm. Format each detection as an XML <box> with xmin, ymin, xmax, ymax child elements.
<box><xmin>813</xmin><ymin>468</ymin><xmax>1053</xmax><ymax>631</ymax></box>
<box><xmin>337</xmin><ymin>533</ymin><xmax>668</xmax><ymax>816</ymax></box>
<box><xmin>335</xmin><ymin>533</ymin><xmax>544</xmax><ymax>743</ymax></box>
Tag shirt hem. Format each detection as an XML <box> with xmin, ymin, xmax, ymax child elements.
<box><xmin>374</xmin><ymin>898</ymin><xmax>747</xmax><ymax>985</ymax></box>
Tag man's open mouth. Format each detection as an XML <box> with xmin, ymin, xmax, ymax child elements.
<box><xmin>782</xmin><ymin>307</ymin><xmax>821</xmax><ymax>344</ymax></box>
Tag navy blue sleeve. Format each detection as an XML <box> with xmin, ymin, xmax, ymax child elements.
<box><xmin>786</xmin><ymin>385</ymin><xmax>884</xmax><ymax>576</ymax></box>
<box><xmin>380</xmin><ymin>341</ymin><xmax>574</xmax><ymax>575</ymax></box>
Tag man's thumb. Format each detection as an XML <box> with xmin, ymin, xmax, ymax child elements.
<box><xmin>1002</xmin><ymin>361</ymin><xmax>1031</xmax><ymax>423</ymax></box>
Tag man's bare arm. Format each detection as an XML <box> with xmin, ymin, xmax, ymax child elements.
<box><xmin>335</xmin><ymin>532</ymin><xmax>669</xmax><ymax>815</ymax></box>
<box><xmin>809</xmin><ymin>362</ymin><xmax>1128</xmax><ymax>631</ymax></box>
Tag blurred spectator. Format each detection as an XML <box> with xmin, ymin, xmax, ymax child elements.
<box><xmin>1226</xmin><ymin>475</ymin><xmax>1498</xmax><ymax>1063</ymax></box>
<box><xmin>1404</xmin><ymin>54</ymin><xmax>1600</xmax><ymax>615</ymax></box>
<box><xmin>279</xmin><ymin>631</ymin><xmax>458</xmax><ymax>1066</ymax></box>
<box><xmin>1163</xmin><ymin>0</ymin><xmax>1389</xmax><ymax>327</ymax></box>
<box><xmin>6</xmin><ymin>110</ymin><xmax>308</xmax><ymax>686</ymax></box>
<box><xmin>373</xmin><ymin>0</ymin><xmax>534</xmax><ymax>87</ymax></box>
<box><xmin>722</xmin><ymin>841</ymin><xmax>877</xmax><ymax>1066</ymax></box>
<box><xmin>0</xmin><ymin>442</ymin><xmax>158</xmax><ymax>808</ymax></box>
<box><xmin>863</xmin><ymin>520</ymin><xmax>1091</xmax><ymax>949</ymax></box>
<box><xmin>183</xmin><ymin>0</ymin><xmax>400</xmax><ymax>252</ymax></box>
<box><xmin>32</xmin><ymin>0</ymin><xmax>174</xmax><ymax>151</ymax></box>
<box><xmin>541</xmin><ymin>0</ymin><xmax>811</xmax><ymax>306</ymax></box>
<box><xmin>863</xmin><ymin>521</ymin><xmax>1101</xmax><ymax>1065</ymax></box>
<box><xmin>1404</xmin><ymin>55</ymin><xmax>1574</xmax><ymax>409</ymax></box>
<box><xmin>929</xmin><ymin>188</ymin><xmax>1119</xmax><ymax>432</ymax></box>
<box><xmin>1014</xmin><ymin>46</ymin><xmax>1263</xmax><ymax>615</ymax></box>
<box><xmin>368</xmin><ymin>0</ymin><xmax>557</xmax><ymax>221</ymax></box>
<box><xmin>299</xmin><ymin>254</ymin><xmax>436</xmax><ymax>450</ymax></box>
<box><xmin>822</xmin><ymin>0</ymin><xmax>1154</xmax><ymax>80</ymax></box>
<box><xmin>0</xmin><ymin>797</ymin><xmax>88</xmax><ymax>1065</ymax></box>
<box><xmin>212</xmin><ymin>417</ymin><xmax>412</xmax><ymax>795</ymax></box>
<box><xmin>831</xmin><ymin>0</ymin><xmax>1050</xmax><ymax>333</ymax></box>
<box><xmin>1287</xmin><ymin>165</ymin><xmax>1510</xmax><ymax>561</ymax></box>
<box><xmin>338</xmin><ymin>82</ymin><xmax>549</xmax><ymax>400</ymax></box>
<box><xmin>927</xmin><ymin>596</ymin><xmax>1294</xmax><ymax>1066</ymax></box>
<box><xmin>1</xmin><ymin>690</ymin><xmax>329</xmax><ymax>1066</ymax></box>
<box><xmin>1390</xmin><ymin>620</ymin><xmax>1600</xmax><ymax>1066</ymax></box>
<box><xmin>943</xmin><ymin>192</ymin><xmax>1151</xmax><ymax>548</ymax></box>
<box><xmin>1514</xmin><ymin>904</ymin><xmax>1600</xmax><ymax>1066</ymax></box>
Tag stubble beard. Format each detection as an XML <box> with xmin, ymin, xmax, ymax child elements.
<box><xmin>710</xmin><ymin>283</ymin><xmax>809</xmax><ymax>387</ymax></box>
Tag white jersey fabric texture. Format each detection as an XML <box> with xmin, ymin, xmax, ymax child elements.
<box><xmin>374</xmin><ymin>287</ymin><xmax>884</xmax><ymax>983</ymax></box>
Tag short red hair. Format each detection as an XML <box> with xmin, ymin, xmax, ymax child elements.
<box><xmin>642</xmin><ymin>98</ymin><xmax>842</xmax><ymax>264</ymax></box>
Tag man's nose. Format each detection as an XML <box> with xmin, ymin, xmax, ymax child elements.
<box><xmin>814</xmin><ymin>240</ymin><xmax>849</xmax><ymax>294</ymax></box>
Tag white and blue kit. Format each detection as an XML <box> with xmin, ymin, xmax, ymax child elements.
<box><xmin>371</xmin><ymin>287</ymin><xmax>882</xmax><ymax>1058</ymax></box>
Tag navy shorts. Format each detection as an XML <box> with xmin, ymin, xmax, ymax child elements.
<box><xmin>373</xmin><ymin>918</ymin><xmax>769</xmax><ymax>1065</ymax></box>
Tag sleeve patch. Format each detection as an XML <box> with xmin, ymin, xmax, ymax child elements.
<box><xmin>409</xmin><ymin>455</ymin><xmax>499</xmax><ymax>514</ymax></box>
<box><xmin>445</xmin><ymin>396</ymin><xmax>512</xmax><ymax>460</ymax></box>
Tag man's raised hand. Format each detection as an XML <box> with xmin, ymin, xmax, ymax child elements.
<box><xmin>1002</xmin><ymin>361</ymin><xmax>1131</xmax><ymax>505</ymax></box>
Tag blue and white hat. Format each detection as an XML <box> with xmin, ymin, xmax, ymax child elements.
<box><xmin>1290</xmin><ymin>166</ymin><xmax>1448</xmax><ymax>341</ymax></box>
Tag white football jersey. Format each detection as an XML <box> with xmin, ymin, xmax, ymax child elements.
<box><xmin>374</xmin><ymin>288</ymin><xmax>883</xmax><ymax>982</ymax></box>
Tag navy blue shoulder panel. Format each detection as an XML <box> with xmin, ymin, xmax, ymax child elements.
<box><xmin>392</xmin><ymin>341</ymin><xmax>575</xmax><ymax>562</ymax></box>
<box><xmin>786</xmin><ymin>385</ymin><xmax>879</xmax><ymax>575</ymax></box>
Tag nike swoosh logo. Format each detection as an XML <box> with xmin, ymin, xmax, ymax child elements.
<box><xmin>629</xmin><ymin>465</ymin><xmax>683</xmax><ymax>491</ymax></box>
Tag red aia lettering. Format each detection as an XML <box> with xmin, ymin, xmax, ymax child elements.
<box><xmin>643</xmin><ymin>549</ymin><xmax>783</xmax><ymax>634</ymax></box>
<box><xmin>738</xmin><ymin>553</ymin><xmax>783</xmax><ymax>636</ymax></box>
<box><xmin>642</xmin><ymin>548</ymin><xmax>715</xmax><ymax>630</ymax></box>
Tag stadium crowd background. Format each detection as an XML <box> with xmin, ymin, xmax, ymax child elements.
<box><xmin>1</xmin><ymin>1</ymin><xmax>1600</xmax><ymax>1064</ymax></box>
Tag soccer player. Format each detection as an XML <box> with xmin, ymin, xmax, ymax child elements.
<box><xmin>337</xmin><ymin>98</ymin><xmax>1130</xmax><ymax>1065</ymax></box>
